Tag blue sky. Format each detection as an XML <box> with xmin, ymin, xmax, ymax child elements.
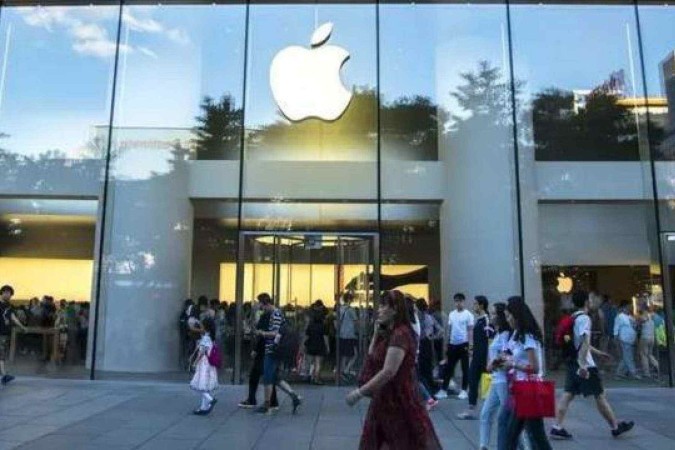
<box><xmin>0</xmin><ymin>3</ymin><xmax>672</xmax><ymax>160</ymax></box>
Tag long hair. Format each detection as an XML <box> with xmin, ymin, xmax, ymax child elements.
<box><xmin>493</xmin><ymin>302</ymin><xmax>511</xmax><ymax>334</ymax></box>
<box><xmin>380</xmin><ymin>290</ymin><xmax>411</xmax><ymax>328</ymax></box>
<box><xmin>506</xmin><ymin>296</ymin><xmax>542</xmax><ymax>343</ymax></box>
<box><xmin>202</xmin><ymin>317</ymin><xmax>216</xmax><ymax>339</ymax></box>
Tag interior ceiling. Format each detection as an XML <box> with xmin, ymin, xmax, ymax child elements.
<box><xmin>0</xmin><ymin>198</ymin><xmax>439</xmax><ymax>228</ymax></box>
<box><xmin>0</xmin><ymin>214</ymin><xmax>96</xmax><ymax>226</ymax></box>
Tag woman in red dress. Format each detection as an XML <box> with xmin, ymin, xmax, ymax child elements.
<box><xmin>346</xmin><ymin>290</ymin><xmax>443</xmax><ymax>450</ymax></box>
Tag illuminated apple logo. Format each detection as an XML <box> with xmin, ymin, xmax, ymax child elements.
<box><xmin>270</xmin><ymin>22</ymin><xmax>352</xmax><ymax>122</ymax></box>
<box><xmin>556</xmin><ymin>273</ymin><xmax>573</xmax><ymax>294</ymax></box>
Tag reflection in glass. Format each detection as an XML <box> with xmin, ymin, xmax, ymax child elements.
<box><xmin>96</xmin><ymin>2</ymin><xmax>246</xmax><ymax>375</ymax></box>
<box><xmin>512</xmin><ymin>2</ymin><xmax>663</xmax><ymax>385</ymax></box>
<box><xmin>244</xmin><ymin>4</ymin><xmax>377</xmax><ymax>163</ymax></box>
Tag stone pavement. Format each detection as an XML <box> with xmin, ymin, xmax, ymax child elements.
<box><xmin>0</xmin><ymin>378</ymin><xmax>674</xmax><ymax>449</ymax></box>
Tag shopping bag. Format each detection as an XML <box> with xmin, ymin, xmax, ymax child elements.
<box><xmin>480</xmin><ymin>373</ymin><xmax>492</xmax><ymax>400</ymax></box>
<box><xmin>511</xmin><ymin>378</ymin><xmax>555</xmax><ymax>419</ymax></box>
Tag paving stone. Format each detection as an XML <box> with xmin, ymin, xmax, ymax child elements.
<box><xmin>1</xmin><ymin>379</ymin><xmax>675</xmax><ymax>450</ymax></box>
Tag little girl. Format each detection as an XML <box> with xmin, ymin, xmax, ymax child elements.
<box><xmin>190</xmin><ymin>317</ymin><xmax>219</xmax><ymax>415</ymax></box>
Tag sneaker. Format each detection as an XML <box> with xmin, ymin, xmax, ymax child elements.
<box><xmin>1</xmin><ymin>375</ymin><xmax>14</xmax><ymax>386</ymax></box>
<box><xmin>550</xmin><ymin>427</ymin><xmax>573</xmax><ymax>440</ymax></box>
<box><xmin>457</xmin><ymin>411</ymin><xmax>477</xmax><ymax>420</ymax></box>
<box><xmin>269</xmin><ymin>405</ymin><xmax>280</xmax><ymax>412</ymax></box>
<box><xmin>238</xmin><ymin>400</ymin><xmax>256</xmax><ymax>409</ymax></box>
<box><xmin>426</xmin><ymin>398</ymin><xmax>439</xmax><ymax>411</ymax></box>
<box><xmin>254</xmin><ymin>406</ymin><xmax>271</xmax><ymax>415</ymax></box>
<box><xmin>434</xmin><ymin>390</ymin><xmax>449</xmax><ymax>400</ymax></box>
<box><xmin>612</xmin><ymin>421</ymin><xmax>634</xmax><ymax>437</ymax></box>
<box><xmin>457</xmin><ymin>390</ymin><xmax>468</xmax><ymax>400</ymax></box>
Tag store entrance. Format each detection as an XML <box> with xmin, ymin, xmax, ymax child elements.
<box><xmin>233</xmin><ymin>232</ymin><xmax>380</xmax><ymax>386</ymax></box>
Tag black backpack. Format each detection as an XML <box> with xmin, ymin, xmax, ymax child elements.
<box><xmin>273</xmin><ymin>320</ymin><xmax>301</xmax><ymax>366</ymax></box>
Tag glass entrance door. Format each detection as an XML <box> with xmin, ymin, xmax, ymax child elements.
<box><xmin>233</xmin><ymin>232</ymin><xmax>378</xmax><ymax>386</ymax></box>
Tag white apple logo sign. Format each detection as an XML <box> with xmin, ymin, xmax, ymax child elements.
<box><xmin>556</xmin><ymin>272</ymin><xmax>573</xmax><ymax>294</ymax></box>
<box><xmin>270</xmin><ymin>22</ymin><xmax>352</xmax><ymax>122</ymax></box>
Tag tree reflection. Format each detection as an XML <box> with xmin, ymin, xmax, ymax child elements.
<box><xmin>531</xmin><ymin>77</ymin><xmax>665</xmax><ymax>161</ymax></box>
<box><xmin>193</xmin><ymin>95</ymin><xmax>243</xmax><ymax>160</ymax></box>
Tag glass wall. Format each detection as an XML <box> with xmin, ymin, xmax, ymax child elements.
<box><xmin>96</xmin><ymin>1</ymin><xmax>245</xmax><ymax>377</ymax></box>
<box><xmin>512</xmin><ymin>1</ymin><xmax>665</xmax><ymax>384</ymax></box>
<box><xmin>0</xmin><ymin>1</ymin><xmax>119</xmax><ymax>377</ymax></box>
<box><xmin>380</xmin><ymin>1</ymin><xmax>520</xmax><ymax>316</ymax></box>
<box><xmin>638</xmin><ymin>1</ymin><xmax>675</xmax><ymax>383</ymax></box>
<box><xmin>0</xmin><ymin>0</ymin><xmax>672</xmax><ymax>385</ymax></box>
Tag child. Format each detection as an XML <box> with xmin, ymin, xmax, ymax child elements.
<box><xmin>190</xmin><ymin>317</ymin><xmax>219</xmax><ymax>415</ymax></box>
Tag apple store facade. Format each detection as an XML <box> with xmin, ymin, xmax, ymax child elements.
<box><xmin>1</xmin><ymin>0</ymin><xmax>675</xmax><ymax>385</ymax></box>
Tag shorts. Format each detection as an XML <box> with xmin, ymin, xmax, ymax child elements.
<box><xmin>339</xmin><ymin>338</ymin><xmax>357</xmax><ymax>358</ymax></box>
<box><xmin>564</xmin><ymin>362</ymin><xmax>604</xmax><ymax>397</ymax></box>
<box><xmin>263</xmin><ymin>354</ymin><xmax>279</xmax><ymax>385</ymax></box>
<box><xmin>0</xmin><ymin>335</ymin><xmax>8</xmax><ymax>361</ymax></box>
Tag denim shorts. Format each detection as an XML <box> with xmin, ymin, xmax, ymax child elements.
<box><xmin>263</xmin><ymin>354</ymin><xmax>279</xmax><ymax>385</ymax></box>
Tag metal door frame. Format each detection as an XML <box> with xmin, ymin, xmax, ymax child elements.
<box><xmin>234</xmin><ymin>231</ymin><xmax>380</xmax><ymax>385</ymax></box>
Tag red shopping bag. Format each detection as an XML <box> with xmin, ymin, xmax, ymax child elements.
<box><xmin>511</xmin><ymin>378</ymin><xmax>555</xmax><ymax>419</ymax></box>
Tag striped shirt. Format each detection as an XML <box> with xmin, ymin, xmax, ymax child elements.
<box><xmin>265</xmin><ymin>308</ymin><xmax>284</xmax><ymax>355</ymax></box>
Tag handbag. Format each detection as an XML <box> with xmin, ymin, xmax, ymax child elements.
<box><xmin>480</xmin><ymin>373</ymin><xmax>492</xmax><ymax>400</ymax></box>
<box><xmin>510</xmin><ymin>377</ymin><xmax>555</xmax><ymax>419</ymax></box>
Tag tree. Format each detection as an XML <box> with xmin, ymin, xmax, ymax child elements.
<box><xmin>192</xmin><ymin>95</ymin><xmax>243</xmax><ymax>160</ymax></box>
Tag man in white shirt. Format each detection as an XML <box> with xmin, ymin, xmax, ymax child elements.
<box><xmin>552</xmin><ymin>291</ymin><xmax>634</xmax><ymax>440</ymax></box>
<box><xmin>438</xmin><ymin>293</ymin><xmax>474</xmax><ymax>400</ymax></box>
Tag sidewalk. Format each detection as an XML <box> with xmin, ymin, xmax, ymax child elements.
<box><xmin>0</xmin><ymin>378</ymin><xmax>673</xmax><ymax>449</ymax></box>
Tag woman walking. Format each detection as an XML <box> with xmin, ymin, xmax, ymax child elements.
<box><xmin>479</xmin><ymin>303</ymin><xmax>512</xmax><ymax>450</ymax></box>
<box><xmin>498</xmin><ymin>296</ymin><xmax>552</xmax><ymax>450</ymax></box>
<box><xmin>190</xmin><ymin>318</ymin><xmax>218</xmax><ymax>415</ymax></box>
<box><xmin>305</xmin><ymin>301</ymin><xmax>329</xmax><ymax>384</ymax></box>
<box><xmin>346</xmin><ymin>290</ymin><xmax>442</xmax><ymax>450</ymax></box>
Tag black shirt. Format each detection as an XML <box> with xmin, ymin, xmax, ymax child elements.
<box><xmin>0</xmin><ymin>301</ymin><xmax>15</xmax><ymax>336</ymax></box>
<box><xmin>472</xmin><ymin>315</ymin><xmax>493</xmax><ymax>363</ymax></box>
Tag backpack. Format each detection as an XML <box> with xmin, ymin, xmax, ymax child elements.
<box><xmin>555</xmin><ymin>312</ymin><xmax>582</xmax><ymax>361</ymax></box>
<box><xmin>273</xmin><ymin>320</ymin><xmax>301</xmax><ymax>366</ymax></box>
<box><xmin>207</xmin><ymin>343</ymin><xmax>223</xmax><ymax>369</ymax></box>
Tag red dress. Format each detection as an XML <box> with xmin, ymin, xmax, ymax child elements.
<box><xmin>359</xmin><ymin>324</ymin><xmax>443</xmax><ymax>450</ymax></box>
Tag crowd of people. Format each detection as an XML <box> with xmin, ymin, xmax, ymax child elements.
<box><xmin>550</xmin><ymin>294</ymin><xmax>666</xmax><ymax>381</ymax></box>
<box><xmin>179</xmin><ymin>288</ymin><xmax>644</xmax><ymax>448</ymax></box>
<box><xmin>346</xmin><ymin>290</ymin><xmax>636</xmax><ymax>449</ymax></box>
<box><xmin>0</xmin><ymin>284</ymin><xmax>90</xmax><ymax>386</ymax></box>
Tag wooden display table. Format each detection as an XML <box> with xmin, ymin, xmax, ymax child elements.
<box><xmin>9</xmin><ymin>327</ymin><xmax>60</xmax><ymax>363</ymax></box>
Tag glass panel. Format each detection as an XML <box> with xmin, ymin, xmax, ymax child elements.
<box><xmin>638</xmin><ymin>0</ymin><xmax>675</xmax><ymax>384</ymax></box>
<box><xmin>0</xmin><ymin>199</ymin><xmax>98</xmax><ymax>378</ymax></box>
<box><xmin>380</xmin><ymin>2</ymin><xmax>519</xmax><ymax>321</ymax></box>
<box><xmin>511</xmin><ymin>1</ymin><xmax>664</xmax><ymax>385</ymax></box>
<box><xmin>243</xmin><ymin>1</ymin><xmax>377</xmax><ymax>201</ymax></box>
<box><xmin>0</xmin><ymin>2</ymin><xmax>119</xmax><ymax>378</ymax></box>
<box><xmin>236</xmin><ymin>232</ymin><xmax>374</xmax><ymax>387</ymax></box>
<box><xmin>98</xmin><ymin>1</ymin><xmax>245</xmax><ymax>378</ymax></box>
<box><xmin>189</xmin><ymin>199</ymin><xmax>238</xmax><ymax>381</ymax></box>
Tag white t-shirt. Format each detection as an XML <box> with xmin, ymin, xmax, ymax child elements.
<box><xmin>573</xmin><ymin>313</ymin><xmax>596</xmax><ymax>368</ymax></box>
<box><xmin>448</xmin><ymin>309</ymin><xmax>474</xmax><ymax>345</ymax></box>
<box><xmin>488</xmin><ymin>331</ymin><xmax>511</xmax><ymax>384</ymax></box>
<box><xmin>507</xmin><ymin>332</ymin><xmax>544</xmax><ymax>381</ymax></box>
